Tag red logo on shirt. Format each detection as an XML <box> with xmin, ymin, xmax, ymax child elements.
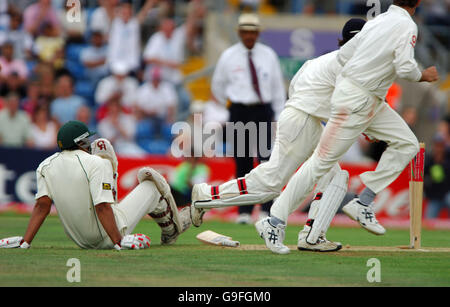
<box><xmin>410</xmin><ymin>35</ymin><xmax>417</xmax><ymax>48</ymax></box>
<box><xmin>96</xmin><ymin>140</ymin><xmax>106</xmax><ymax>151</ymax></box>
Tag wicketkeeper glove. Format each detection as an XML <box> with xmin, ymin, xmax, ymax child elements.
<box><xmin>0</xmin><ymin>236</ymin><xmax>30</xmax><ymax>249</ymax></box>
<box><xmin>113</xmin><ymin>234</ymin><xmax>151</xmax><ymax>250</ymax></box>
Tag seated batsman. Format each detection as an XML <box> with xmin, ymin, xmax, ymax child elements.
<box><xmin>0</xmin><ymin>121</ymin><xmax>192</xmax><ymax>250</ymax></box>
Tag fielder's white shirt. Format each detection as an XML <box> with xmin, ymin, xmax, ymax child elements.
<box><xmin>211</xmin><ymin>42</ymin><xmax>286</xmax><ymax>119</ymax></box>
<box><xmin>35</xmin><ymin>150</ymin><xmax>120</xmax><ymax>249</ymax></box>
<box><xmin>286</xmin><ymin>50</ymin><xmax>341</xmax><ymax>121</ymax></box>
<box><xmin>337</xmin><ymin>5</ymin><xmax>422</xmax><ymax>100</ymax></box>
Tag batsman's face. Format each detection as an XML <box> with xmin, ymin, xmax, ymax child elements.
<box><xmin>239</xmin><ymin>30</ymin><xmax>259</xmax><ymax>50</ymax></box>
<box><xmin>76</xmin><ymin>135</ymin><xmax>98</xmax><ymax>154</ymax></box>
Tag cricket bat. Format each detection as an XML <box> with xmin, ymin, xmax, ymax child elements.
<box><xmin>196</xmin><ymin>230</ymin><xmax>240</xmax><ymax>247</ymax></box>
<box><xmin>409</xmin><ymin>143</ymin><xmax>425</xmax><ymax>249</ymax></box>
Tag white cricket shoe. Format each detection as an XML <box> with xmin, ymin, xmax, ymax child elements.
<box><xmin>342</xmin><ymin>198</ymin><xmax>386</xmax><ymax>235</ymax></box>
<box><xmin>257</xmin><ymin>211</ymin><xmax>269</xmax><ymax>222</ymax></box>
<box><xmin>255</xmin><ymin>217</ymin><xmax>290</xmax><ymax>255</ymax></box>
<box><xmin>190</xmin><ymin>183</ymin><xmax>209</xmax><ymax>227</ymax></box>
<box><xmin>297</xmin><ymin>227</ymin><xmax>342</xmax><ymax>252</ymax></box>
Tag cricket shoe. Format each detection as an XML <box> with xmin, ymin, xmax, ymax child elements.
<box><xmin>255</xmin><ymin>217</ymin><xmax>290</xmax><ymax>255</ymax></box>
<box><xmin>190</xmin><ymin>183</ymin><xmax>209</xmax><ymax>227</ymax></box>
<box><xmin>161</xmin><ymin>206</ymin><xmax>192</xmax><ymax>245</ymax></box>
<box><xmin>297</xmin><ymin>226</ymin><xmax>342</xmax><ymax>252</ymax></box>
<box><xmin>342</xmin><ymin>198</ymin><xmax>386</xmax><ymax>235</ymax></box>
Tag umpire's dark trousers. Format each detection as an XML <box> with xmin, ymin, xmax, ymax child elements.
<box><xmin>228</xmin><ymin>102</ymin><xmax>274</xmax><ymax>215</ymax></box>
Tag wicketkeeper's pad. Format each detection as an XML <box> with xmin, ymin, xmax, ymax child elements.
<box><xmin>306</xmin><ymin>170</ymin><xmax>349</xmax><ymax>244</ymax></box>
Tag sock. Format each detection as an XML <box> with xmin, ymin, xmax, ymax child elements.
<box><xmin>359</xmin><ymin>187</ymin><xmax>376</xmax><ymax>206</ymax></box>
<box><xmin>269</xmin><ymin>215</ymin><xmax>285</xmax><ymax>227</ymax></box>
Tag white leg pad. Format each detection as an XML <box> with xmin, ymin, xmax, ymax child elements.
<box><xmin>306</xmin><ymin>170</ymin><xmax>349</xmax><ymax>244</ymax></box>
<box><xmin>137</xmin><ymin>167</ymin><xmax>184</xmax><ymax>234</ymax></box>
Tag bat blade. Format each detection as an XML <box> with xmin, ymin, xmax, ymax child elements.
<box><xmin>196</xmin><ymin>230</ymin><xmax>240</xmax><ymax>247</ymax></box>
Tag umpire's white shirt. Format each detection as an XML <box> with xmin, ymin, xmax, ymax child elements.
<box><xmin>286</xmin><ymin>50</ymin><xmax>341</xmax><ymax>121</ymax></box>
<box><xmin>35</xmin><ymin>150</ymin><xmax>121</xmax><ymax>249</ymax></box>
<box><xmin>337</xmin><ymin>5</ymin><xmax>422</xmax><ymax>100</ymax></box>
<box><xmin>211</xmin><ymin>42</ymin><xmax>286</xmax><ymax>119</ymax></box>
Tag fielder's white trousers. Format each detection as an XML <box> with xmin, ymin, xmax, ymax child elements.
<box><xmin>214</xmin><ymin>106</ymin><xmax>341</xmax><ymax>205</ymax></box>
<box><xmin>270</xmin><ymin>77</ymin><xmax>419</xmax><ymax>222</ymax></box>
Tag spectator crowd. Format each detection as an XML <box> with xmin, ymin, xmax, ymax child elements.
<box><xmin>0</xmin><ymin>0</ymin><xmax>206</xmax><ymax>156</ymax></box>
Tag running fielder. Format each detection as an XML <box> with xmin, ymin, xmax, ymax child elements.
<box><xmin>256</xmin><ymin>0</ymin><xmax>439</xmax><ymax>254</ymax></box>
<box><xmin>191</xmin><ymin>18</ymin><xmax>367</xmax><ymax>253</ymax></box>
<box><xmin>0</xmin><ymin>121</ymin><xmax>191</xmax><ymax>250</ymax></box>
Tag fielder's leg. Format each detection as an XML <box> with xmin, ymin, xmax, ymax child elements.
<box><xmin>269</xmin><ymin>78</ymin><xmax>379</xmax><ymax>227</ymax></box>
<box><xmin>191</xmin><ymin>107</ymin><xmax>324</xmax><ymax>226</ymax></box>
<box><xmin>342</xmin><ymin>103</ymin><xmax>419</xmax><ymax>235</ymax></box>
<box><xmin>297</xmin><ymin>166</ymin><xmax>349</xmax><ymax>251</ymax></box>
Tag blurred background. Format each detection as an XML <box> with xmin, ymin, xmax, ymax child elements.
<box><xmin>0</xmin><ymin>0</ymin><xmax>448</xmax><ymax>224</ymax></box>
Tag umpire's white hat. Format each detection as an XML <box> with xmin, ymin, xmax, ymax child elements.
<box><xmin>237</xmin><ymin>13</ymin><xmax>261</xmax><ymax>31</ymax></box>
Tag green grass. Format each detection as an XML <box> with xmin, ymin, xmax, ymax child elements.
<box><xmin>0</xmin><ymin>212</ymin><xmax>449</xmax><ymax>287</ymax></box>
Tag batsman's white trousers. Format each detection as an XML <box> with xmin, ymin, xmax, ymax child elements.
<box><xmin>270</xmin><ymin>77</ymin><xmax>419</xmax><ymax>222</ymax></box>
<box><xmin>99</xmin><ymin>181</ymin><xmax>161</xmax><ymax>248</ymax></box>
<box><xmin>211</xmin><ymin>106</ymin><xmax>341</xmax><ymax>206</ymax></box>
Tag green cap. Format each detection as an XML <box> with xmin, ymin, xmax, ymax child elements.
<box><xmin>57</xmin><ymin>120</ymin><xmax>96</xmax><ymax>150</ymax></box>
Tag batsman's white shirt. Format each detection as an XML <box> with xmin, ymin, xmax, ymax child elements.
<box><xmin>286</xmin><ymin>50</ymin><xmax>341</xmax><ymax>121</ymax></box>
<box><xmin>35</xmin><ymin>150</ymin><xmax>121</xmax><ymax>249</ymax></box>
<box><xmin>337</xmin><ymin>5</ymin><xmax>422</xmax><ymax>100</ymax></box>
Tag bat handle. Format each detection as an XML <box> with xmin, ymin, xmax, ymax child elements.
<box><xmin>222</xmin><ymin>239</ymin><xmax>240</xmax><ymax>247</ymax></box>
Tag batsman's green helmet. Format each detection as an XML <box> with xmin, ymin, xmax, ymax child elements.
<box><xmin>57</xmin><ymin>120</ymin><xmax>96</xmax><ymax>150</ymax></box>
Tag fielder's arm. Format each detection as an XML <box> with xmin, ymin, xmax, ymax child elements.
<box><xmin>22</xmin><ymin>196</ymin><xmax>52</xmax><ymax>244</ymax></box>
<box><xmin>95</xmin><ymin>202</ymin><xmax>123</xmax><ymax>246</ymax></box>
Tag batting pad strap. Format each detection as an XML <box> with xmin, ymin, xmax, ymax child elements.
<box><xmin>211</xmin><ymin>186</ymin><xmax>220</xmax><ymax>200</ymax></box>
<box><xmin>157</xmin><ymin>220</ymin><xmax>174</xmax><ymax>228</ymax></box>
<box><xmin>237</xmin><ymin>178</ymin><xmax>248</xmax><ymax>195</ymax></box>
<box><xmin>149</xmin><ymin>206</ymin><xmax>171</xmax><ymax>219</ymax></box>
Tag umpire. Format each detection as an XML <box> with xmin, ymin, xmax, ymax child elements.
<box><xmin>211</xmin><ymin>13</ymin><xmax>286</xmax><ymax>224</ymax></box>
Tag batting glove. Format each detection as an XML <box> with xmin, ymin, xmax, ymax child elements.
<box><xmin>113</xmin><ymin>234</ymin><xmax>151</xmax><ymax>250</ymax></box>
<box><xmin>0</xmin><ymin>236</ymin><xmax>30</xmax><ymax>249</ymax></box>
